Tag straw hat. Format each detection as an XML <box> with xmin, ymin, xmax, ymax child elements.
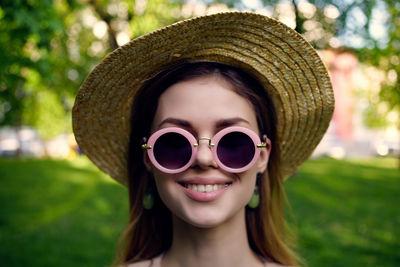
<box><xmin>72</xmin><ymin>12</ymin><xmax>334</xmax><ymax>185</ymax></box>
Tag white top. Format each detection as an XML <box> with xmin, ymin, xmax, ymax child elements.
<box><xmin>126</xmin><ymin>253</ymin><xmax>288</xmax><ymax>267</ymax></box>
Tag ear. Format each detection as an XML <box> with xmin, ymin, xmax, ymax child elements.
<box><xmin>256</xmin><ymin>137</ymin><xmax>271</xmax><ymax>173</ymax></box>
<box><xmin>143</xmin><ymin>151</ymin><xmax>153</xmax><ymax>172</ymax></box>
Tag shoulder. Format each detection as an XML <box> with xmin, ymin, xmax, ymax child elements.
<box><xmin>124</xmin><ymin>254</ymin><xmax>163</xmax><ymax>267</ymax></box>
<box><xmin>125</xmin><ymin>259</ymin><xmax>152</xmax><ymax>267</ymax></box>
<box><xmin>265</xmin><ymin>263</ymin><xmax>292</xmax><ymax>267</ymax></box>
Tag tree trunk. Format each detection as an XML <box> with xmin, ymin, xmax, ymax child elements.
<box><xmin>89</xmin><ymin>0</ymin><xmax>119</xmax><ymax>51</ymax></box>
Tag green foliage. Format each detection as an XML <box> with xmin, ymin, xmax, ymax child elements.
<box><xmin>0</xmin><ymin>157</ymin><xmax>398</xmax><ymax>266</ymax></box>
<box><xmin>24</xmin><ymin>89</ymin><xmax>69</xmax><ymax>140</ymax></box>
<box><xmin>355</xmin><ymin>1</ymin><xmax>400</xmax><ymax>125</ymax></box>
<box><xmin>363</xmin><ymin>104</ymin><xmax>390</xmax><ymax>128</ymax></box>
<box><xmin>0</xmin><ymin>0</ymin><xmax>398</xmax><ymax>138</ymax></box>
<box><xmin>291</xmin><ymin>0</ymin><xmax>399</xmax><ymax>125</ymax></box>
<box><xmin>130</xmin><ymin>0</ymin><xmax>182</xmax><ymax>38</ymax></box>
<box><xmin>0</xmin><ymin>0</ymin><xmax>68</xmax><ymax>127</ymax></box>
<box><xmin>17</xmin><ymin>68</ymin><xmax>69</xmax><ymax>140</ymax></box>
<box><xmin>0</xmin><ymin>0</ymin><xmax>184</xmax><ymax>138</ymax></box>
<box><xmin>238</xmin><ymin>0</ymin><xmax>399</xmax><ymax>127</ymax></box>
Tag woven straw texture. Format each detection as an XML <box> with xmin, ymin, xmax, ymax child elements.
<box><xmin>73</xmin><ymin>12</ymin><xmax>334</xmax><ymax>185</ymax></box>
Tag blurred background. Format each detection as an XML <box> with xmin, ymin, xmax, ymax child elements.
<box><xmin>0</xmin><ymin>0</ymin><xmax>398</xmax><ymax>266</ymax></box>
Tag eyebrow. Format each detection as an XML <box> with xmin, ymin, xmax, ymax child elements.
<box><xmin>215</xmin><ymin>117</ymin><xmax>250</xmax><ymax>128</ymax></box>
<box><xmin>157</xmin><ymin>117</ymin><xmax>250</xmax><ymax>132</ymax></box>
<box><xmin>157</xmin><ymin>118</ymin><xmax>193</xmax><ymax>129</ymax></box>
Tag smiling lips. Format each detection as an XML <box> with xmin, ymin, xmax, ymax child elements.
<box><xmin>178</xmin><ymin>181</ymin><xmax>232</xmax><ymax>202</ymax></box>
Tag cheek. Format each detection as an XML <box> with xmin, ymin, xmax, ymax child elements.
<box><xmin>152</xmin><ymin>171</ymin><xmax>180</xmax><ymax>208</ymax></box>
<box><xmin>241</xmin><ymin>168</ymin><xmax>259</xmax><ymax>197</ymax></box>
<box><xmin>232</xmin><ymin>168</ymin><xmax>258</xmax><ymax>204</ymax></box>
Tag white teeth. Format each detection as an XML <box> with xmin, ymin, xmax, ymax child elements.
<box><xmin>185</xmin><ymin>183</ymin><xmax>228</xmax><ymax>192</ymax></box>
<box><xmin>198</xmin><ymin>184</ymin><xmax>205</xmax><ymax>192</ymax></box>
<box><xmin>205</xmin><ymin>185</ymin><xmax>212</xmax><ymax>192</ymax></box>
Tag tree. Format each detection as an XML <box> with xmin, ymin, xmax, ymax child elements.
<box><xmin>1</xmin><ymin>0</ymin><xmax>398</xmax><ymax>142</ymax></box>
<box><xmin>0</xmin><ymin>0</ymin><xmax>185</xmax><ymax>141</ymax></box>
<box><xmin>0</xmin><ymin>0</ymin><xmax>82</xmax><ymax>139</ymax></box>
<box><xmin>251</xmin><ymin>0</ymin><xmax>399</xmax><ymax>128</ymax></box>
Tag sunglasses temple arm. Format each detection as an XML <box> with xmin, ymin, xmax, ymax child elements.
<box><xmin>141</xmin><ymin>137</ymin><xmax>152</xmax><ymax>150</ymax></box>
<box><xmin>256</xmin><ymin>134</ymin><xmax>268</xmax><ymax>148</ymax></box>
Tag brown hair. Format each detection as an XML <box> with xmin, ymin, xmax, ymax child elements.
<box><xmin>113</xmin><ymin>62</ymin><xmax>299</xmax><ymax>266</ymax></box>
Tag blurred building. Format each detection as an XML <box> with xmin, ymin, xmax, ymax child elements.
<box><xmin>0</xmin><ymin>126</ymin><xmax>74</xmax><ymax>159</ymax></box>
<box><xmin>314</xmin><ymin>48</ymin><xmax>399</xmax><ymax>158</ymax></box>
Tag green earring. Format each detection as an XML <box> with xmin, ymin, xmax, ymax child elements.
<box><xmin>247</xmin><ymin>185</ymin><xmax>259</xmax><ymax>209</ymax></box>
<box><xmin>143</xmin><ymin>192</ymin><xmax>154</xmax><ymax>210</ymax></box>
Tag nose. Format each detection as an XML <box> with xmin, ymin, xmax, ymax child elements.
<box><xmin>193</xmin><ymin>138</ymin><xmax>218</xmax><ymax>170</ymax></box>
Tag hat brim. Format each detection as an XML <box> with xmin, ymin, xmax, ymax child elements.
<box><xmin>72</xmin><ymin>12</ymin><xmax>334</xmax><ymax>185</ymax></box>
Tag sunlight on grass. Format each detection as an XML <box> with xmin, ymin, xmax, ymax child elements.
<box><xmin>348</xmin><ymin>157</ymin><xmax>398</xmax><ymax>170</ymax></box>
<box><xmin>0</xmin><ymin>157</ymin><xmax>128</xmax><ymax>266</ymax></box>
<box><xmin>65</xmin><ymin>156</ymin><xmax>121</xmax><ymax>185</ymax></box>
<box><xmin>0</xmin><ymin>158</ymin><xmax>97</xmax><ymax>233</ymax></box>
<box><xmin>285</xmin><ymin>157</ymin><xmax>399</xmax><ymax>267</ymax></box>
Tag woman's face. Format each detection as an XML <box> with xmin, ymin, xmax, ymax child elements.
<box><xmin>144</xmin><ymin>75</ymin><xmax>271</xmax><ymax>228</ymax></box>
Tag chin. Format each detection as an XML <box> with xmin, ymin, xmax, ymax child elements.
<box><xmin>178</xmin><ymin>205</ymin><xmax>244</xmax><ymax>229</ymax></box>
<box><xmin>182</xmin><ymin>215</ymin><xmax>225</xmax><ymax>229</ymax></box>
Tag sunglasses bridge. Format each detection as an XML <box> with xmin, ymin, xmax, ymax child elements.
<box><xmin>193</xmin><ymin>137</ymin><xmax>215</xmax><ymax>147</ymax></box>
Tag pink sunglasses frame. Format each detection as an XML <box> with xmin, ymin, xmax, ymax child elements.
<box><xmin>142</xmin><ymin>126</ymin><xmax>267</xmax><ymax>174</ymax></box>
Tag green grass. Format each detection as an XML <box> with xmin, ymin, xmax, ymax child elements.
<box><xmin>0</xmin><ymin>157</ymin><xmax>399</xmax><ymax>266</ymax></box>
<box><xmin>0</xmin><ymin>157</ymin><xmax>128</xmax><ymax>267</ymax></box>
<box><xmin>285</xmin><ymin>157</ymin><xmax>400</xmax><ymax>267</ymax></box>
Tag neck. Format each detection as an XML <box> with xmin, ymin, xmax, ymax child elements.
<box><xmin>163</xmin><ymin>208</ymin><xmax>264</xmax><ymax>267</ymax></box>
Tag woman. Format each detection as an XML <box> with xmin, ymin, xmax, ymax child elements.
<box><xmin>72</xmin><ymin>12</ymin><xmax>334</xmax><ymax>267</ymax></box>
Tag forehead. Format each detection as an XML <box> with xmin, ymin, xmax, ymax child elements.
<box><xmin>152</xmin><ymin>75</ymin><xmax>259</xmax><ymax>131</ymax></box>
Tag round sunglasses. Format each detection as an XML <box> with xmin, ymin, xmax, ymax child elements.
<box><xmin>142</xmin><ymin>126</ymin><xmax>267</xmax><ymax>173</ymax></box>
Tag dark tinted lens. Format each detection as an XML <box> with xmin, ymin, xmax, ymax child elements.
<box><xmin>153</xmin><ymin>132</ymin><xmax>191</xmax><ymax>169</ymax></box>
<box><xmin>217</xmin><ymin>132</ymin><xmax>255</xmax><ymax>168</ymax></box>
